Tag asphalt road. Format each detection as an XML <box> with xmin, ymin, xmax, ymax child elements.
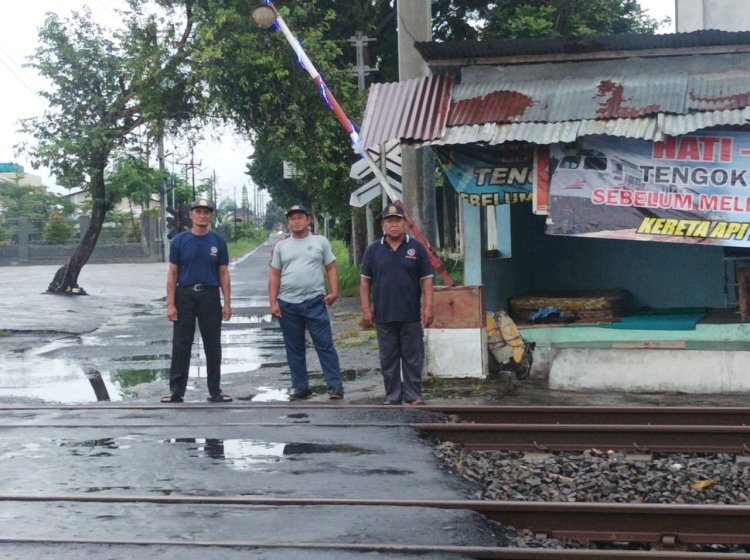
<box><xmin>0</xmin><ymin>236</ymin><xmax>383</xmax><ymax>405</ymax></box>
<box><xmin>0</xmin><ymin>238</ymin><xmax>501</xmax><ymax>558</ymax></box>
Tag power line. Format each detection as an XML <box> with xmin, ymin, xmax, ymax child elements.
<box><xmin>0</xmin><ymin>46</ymin><xmax>38</xmax><ymax>94</ymax></box>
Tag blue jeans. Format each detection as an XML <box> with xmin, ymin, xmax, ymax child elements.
<box><xmin>278</xmin><ymin>295</ymin><xmax>343</xmax><ymax>392</ymax></box>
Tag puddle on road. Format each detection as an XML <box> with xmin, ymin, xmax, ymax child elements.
<box><xmin>164</xmin><ymin>437</ymin><xmax>373</xmax><ymax>471</ymax></box>
<box><xmin>0</xmin><ymin>313</ymin><xmax>285</xmax><ymax>403</ymax></box>
<box><xmin>226</xmin><ymin>314</ymin><xmax>274</xmax><ymax>325</ymax></box>
<box><xmin>251</xmin><ymin>386</ymin><xmax>290</xmax><ymax>402</ymax></box>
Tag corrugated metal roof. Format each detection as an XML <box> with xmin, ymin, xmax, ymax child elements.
<box><xmin>420</xmin><ymin>109</ymin><xmax>750</xmax><ymax>146</ymax></box>
<box><xmin>358</xmin><ymin>47</ymin><xmax>750</xmax><ymax>150</ymax></box>
<box><xmin>357</xmin><ymin>74</ymin><xmax>453</xmax><ymax>152</ymax></box>
<box><xmin>415</xmin><ymin>29</ymin><xmax>750</xmax><ymax>64</ymax></box>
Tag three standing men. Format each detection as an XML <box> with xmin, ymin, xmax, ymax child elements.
<box><xmin>163</xmin><ymin>198</ymin><xmax>233</xmax><ymax>404</ymax></box>
<box><xmin>360</xmin><ymin>203</ymin><xmax>434</xmax><ymax>405</ymax></box>
<box><xmin>268</xmin><ymin>204</ymin><xmax>345</xmax><ymax>400</ymax></box>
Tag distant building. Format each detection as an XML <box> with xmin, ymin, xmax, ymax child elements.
<box><xmin>63</xmin><ymin>189</ymin><xmax>148</xmax><ymax>219</ymax></box>
<box><xmin>0</xmin><ymin>163</ymin><xmax>42</xmax><ymax>188</ymax></box>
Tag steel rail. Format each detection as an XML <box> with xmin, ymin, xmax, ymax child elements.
<box><xmin>0</xmin><ymin>422</ymin><xmax>411</xmax><ymax>429</ymax></box>
<box><xmin>0</xmin><ymin>403</ymin><xmax>746</xmax><ymax>424</ymax></box>
<box><xmin>0</xmin><ymin>536</ymin><xmax>748</xmax><ymax>559</ymax></box>
<box><xmin>3</xmin><ymin>495</ymin><xmax>750</xmax><ymax>546</ymax></box>
<box><xmin>414</xmin><ymin>422</ymin><xmax>750</xmax><ymax>453</ymax></box>
<box><xmin>421</xmin><ymin>405</ymin><xmax>750</xmax><ymax>426</ymax></box>
<box><xmin>0</xmin><ymin>404</ymin><xmax>433</xmax><ymax>411</ymax></box>
<box><xmin>1</xmin><ymin>536</ymin><xmax>748</xmax><ymax>559</ymax></box>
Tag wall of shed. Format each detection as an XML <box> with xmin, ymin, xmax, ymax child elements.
<box><xmin>482</xmin><ymin>204</ymin><xmax>726</xmax><ymax>313</ymax></box>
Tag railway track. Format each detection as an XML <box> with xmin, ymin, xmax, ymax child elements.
<box><xmin>1</xmin><ymin>404</ymin><xmax>748</xmax><ymax>557</ymax></box>
<box><xmin>2</xmin><ymin>494</ymin><xmax>750</xmax><ymax>554</ymax></box>
<box><xmin>3</xmin><ymin>403</ymin><xmax>746</xmax><ymax>453</ymax></box>
<box><xmin>415</xmin><ymin>404</ymin><xmax>750</xmax><ymax>453</ymax></box>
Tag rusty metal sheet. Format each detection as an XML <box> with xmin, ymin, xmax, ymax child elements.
<box><xmin>359</xmin><ymin>49</ymin><xmax>750</xmax><ymax>149</ymax></box>
<box><xmin>431</xmin><ymin>285</ymin><xmax>485</xmax><ymax>329</ymax></box>
<box><xmin>358</xmin><ymin>74</ymin><xmax>453</xmax><ymax>152</ymax></box>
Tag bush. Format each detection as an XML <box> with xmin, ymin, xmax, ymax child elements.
<box><xmin>331</xmin><ymin>239</ymin><xmax>360</xmax><ymax>297</ymax></box>
<box><xmin>42</xmin><ymin>211</ymin><xmax>75</xmax><ymax>244</ymax></box>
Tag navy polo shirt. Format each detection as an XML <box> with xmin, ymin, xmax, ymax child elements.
<box><xmin>170</xmin><ymin>230</ymin><xmax>228</xmax><ymax>287</ymax></box>
<box><xmin>361</xmin><ymin>235</ymin><xmax>433</xmax><ymax>323</ymax></box>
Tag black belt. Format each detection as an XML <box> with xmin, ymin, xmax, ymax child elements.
<box><xmin>179</xmin><ymin>284</ymin><xmax>218</xmax><ymax>292</ymax></box>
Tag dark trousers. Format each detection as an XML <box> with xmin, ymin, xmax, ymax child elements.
<box><xmin>376</xmin><ymin>321</ymin><xmax>424</xmax><ymax>403</ymax></box>
<box><xmin>169</xmin><ymin>287</ymin><xmax>222</xmax><ymax>397</ymax></box>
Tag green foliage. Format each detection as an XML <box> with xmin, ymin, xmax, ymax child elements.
<box><xmin>106</xmin><ymin>154</ymin><xmax>166</xmax><ymax>212</ymax></box>
<box><xmin>0</xmin><ymin>179</ymin><xmax>74</xmax><ymax>223</ymax></box>
<box><xmin>227</xmin><ymin>237</ymin><xmax>262</xmax><ymax>260</ymax></box>
<box><xmin>19</xmin><ymin>3</ymin><xmax>198</xmax><ymax>291</ymax></box>
<box><xmin>482</xmin><ymin>0</ymin><xmax>661</xmax><ymax>39</ymax></box>
<box><xmin>42</xmin><ymin>210</ymin><xmax>75</xmax><ymax>244</ymax></box>
<box><xmin>264</xmin><ymin>201</ymin><xmax>286</xmax><ymax>232</ymax></box>
<box><xmin>330</xmin><ymin>238</ymin><xmax>360</xmax><ymax>297</ymax></box>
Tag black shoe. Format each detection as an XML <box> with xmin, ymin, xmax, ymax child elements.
<box><xmin>161</xmin><ymin>394</ymin><xmax>183</xmax><ymax>403</ymax></box>
<box><xmin>328</xmin><ymin>389</ymin><xmax>344</xmax><ymax>400</ymax></box>
<box><xmin>207</xmin><ymin>392</ymin><xmax>232</xmax><ymax>403</ymax></box>
<box><xmin>289</xmin><ymin>388</ymin><xmax>313</xmax><ymax>401</ymax></box>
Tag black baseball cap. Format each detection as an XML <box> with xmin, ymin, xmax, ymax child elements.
<box><xmin>382</xmin><ymin>203</ymin><xmax>405</xmax><ymax>219</ymax></box>
<box><xmin>190</xmin><ymin>198</ymin><xmax>214</xmax><ymax>211</ymax></box>
<box><xmin>285</xmin><ymin>204</ymin><xmax>310</xmax><ymax>216</ymax></box>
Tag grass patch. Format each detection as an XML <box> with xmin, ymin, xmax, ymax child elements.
<box><xmin>228</xmin><ymin>237</ymin><xmax>264</xmax><ymax>260</ymax></box>
<box><xmin>331</xmin><ymin>239</ymin><xmax>361</xmax><ymax>297</ymax></box>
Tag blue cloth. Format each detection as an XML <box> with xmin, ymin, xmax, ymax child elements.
<box><xmin>361</xmin><ymin>235</ymin><xmax>433</xmax><ymax>323</ymax></box>
<box><xmin>605</xmin><ymin>312</ymin><xmax>706</xmax><ymax>330</ymax></box>
<box><xmin>277</xmin><ymin>295</ymin><xmax>343</xmax><ymax>392</ymax></box>
<box><xmin>169</xmin><ymin>231</ymin><xmax>228</xmax><ymax>287</ymax></box>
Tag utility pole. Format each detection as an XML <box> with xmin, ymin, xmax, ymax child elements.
<box><xmin>157</xmin><ymin>134</ymin><xmax>169</xmax><ymax>262</ymax></box>
<box><xmin>349</xmin><ymin>31</ymin><xmax>375</xmax><ymax>90</ymax></box>
<box><xmin>349</xmin><ymin>30</ymin><xmax>376</xmax><ymax>252</ymax></box>
<box><xmin>185</xmin><ymin>141</ymin><xmax>202</xmax><ymax>200</ymax></box>
<box><xmin>397</xmin><ymin>0</ymin><xmax>437</xmax><ymax>249</ymax></box>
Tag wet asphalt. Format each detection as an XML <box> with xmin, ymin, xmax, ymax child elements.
<box><xmin>0</xmin><ymin>239</ymin><xmax>500</xmax><ymax>558</ymax></box>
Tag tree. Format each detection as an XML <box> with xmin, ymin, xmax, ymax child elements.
<box><xmin>106</xmin><ymin>154</ymin><xmax>167</xmax><ymax>217</ymax></box>
<box><xmin>19</xmin><ymin>4</ymin><xmax>196</xmax><ymax>294</ymax></box>
<box><xmin>192</xmin><ymin>0</ymin><xmax>659</xmax><ymax>227</ymax></box>
<box><xmin>479</xmin><ymin>0</ymin><xmax>661</xmax><ymax>39</ymax></box>
<box><xmin>0</xmin><ymin>179</ymin><xmax>74</xmax><ymax>223</ymax></box>
<box><xmin>263</xmin><ymin>201</ymin><xmax>286</xmax><ymax>232</ymax></box>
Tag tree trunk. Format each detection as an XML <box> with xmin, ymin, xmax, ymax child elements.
<box><xmin>47</xmin><ymin>166</ymin><xmax>109</xmax><ymax>294</ymax></box>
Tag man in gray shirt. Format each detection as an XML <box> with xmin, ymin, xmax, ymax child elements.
<box><xmin>268</xmin><ymin>204</ymin><xmax>344</xmax><ymax>400</ymax></box>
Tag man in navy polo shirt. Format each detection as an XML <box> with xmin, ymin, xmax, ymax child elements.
<box><xmin>162</xmin><ymin>198</ymin><xmax>232</xmax><ymax>404</ymax></box>
<box><xmin>360</xmin><ymin>203</ymin><xmax>434</xmax><ymax>405</ymax></box>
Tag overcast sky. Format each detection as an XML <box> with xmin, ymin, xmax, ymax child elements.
<box><xmin>0</xmin><ymin>0</ymin><xmax>675</xmax><ymax>196</ymax></box>
<box><xmin>0</xmin><ymin>0</ymin><xmax>256</xmax><ymax>202</ymax></box>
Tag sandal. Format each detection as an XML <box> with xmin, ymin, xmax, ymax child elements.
<box><xmin>207</xmin><ymin>392</ymin><xmax>233</xmax><ymax>403</ymax></box>
<box><xmin>161</xmin><ymin>395</ymin><xmax>183</xmax><ymax>403</ymax></box>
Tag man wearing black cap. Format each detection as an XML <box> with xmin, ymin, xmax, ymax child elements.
<box><xmin>162</xmin><ymin>198</ymin><xmax>232</xmax><ymax>404</ymax></box>
<box><xmin>360</xmin><ymin>203</ymin><xmax>434</xmax><ymax>405</ymax></box>
<box><xmin>268</xmin><ymin>204</ymin><xmax>344</xmax><ymax>401</ymax></box>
